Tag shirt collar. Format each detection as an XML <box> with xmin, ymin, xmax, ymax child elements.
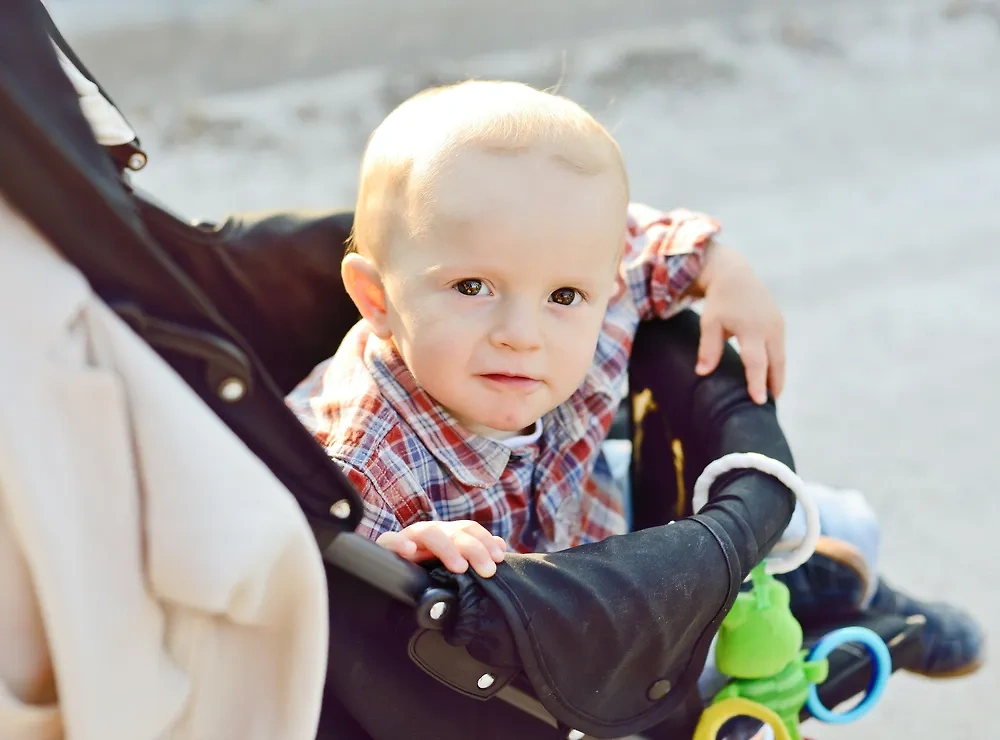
<box><xmin>364</xmin><ymin>335</ymin><xmax>512</xmax><ymax>488</ymax></box>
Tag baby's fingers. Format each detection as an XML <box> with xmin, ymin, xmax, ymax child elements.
<box><xmin>767</xmin><ymin>332</ymin><xmax>786</xmax><ymax>400</ymax></box>
<box><xmin>740</xmin><ymin>339</ymin><xmax>769</xmax><ymax>405</ymax></box>
<box><xmin>406</xmin><ymin>525</ymin><xmax>471</xmax><ymax>573</ymax></box>
<box><xmin>453</xmin><ymin>521</ymin><xmax>507</xmax><ymax>562</ymax></box>
<box><xmin>377</xmin><ymin>527</ymin><xmax>467</xmax><ymax>573</ymax></box>
<box><xmin>696</xmin><ymin>313</ymin><xmax>726</xmax><ymax>376</ymax></box>
<box><xmin>453</xmin><ymin>531</ymin><xmax>500</xmax><ymax>577</ymax></box>
<box><xmin>375</xmin><ymin>531</ymin><xmax>419</xmax><ymax>559</ymax></box>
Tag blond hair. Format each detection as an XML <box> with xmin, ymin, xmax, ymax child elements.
<box><xmin>349</xmin><ymin>80</ymin><xmax>628</xmax><ymax>259</ymax></box>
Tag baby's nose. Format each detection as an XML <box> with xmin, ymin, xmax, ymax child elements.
<box><xmin>489</xmin><ymin>307</ymin><xmax>543</xmax><ymax>351</ymax></box>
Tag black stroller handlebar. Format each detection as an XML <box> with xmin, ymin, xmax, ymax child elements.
<box><xmin>325</xmin><ymin>532</ymin><xmax>458</xmax><ymax>630</ymax></box>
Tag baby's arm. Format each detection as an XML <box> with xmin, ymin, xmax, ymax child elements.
<box><xmin>621</xmin><ymin>204</ymin><xmax>720</xmax><ymax>322</ymax></box>
<box><xmin>622</xmin><ymin>203</ymin><xmax>785</xmax><ymax>404</ymax></box>
<box><xmin>377</xmin><ymin>520</ymin><xmax>507</xmax><ymax>578</ymax></box>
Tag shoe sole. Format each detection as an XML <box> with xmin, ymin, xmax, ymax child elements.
<box><xmin>906</xmin><ymin>655</ymin><xmax>986</xmax><ymax>679</ymax></box>
<box><xmin>898</xmin><ymin>615</ymin><xmax>986</xmax><ymax>679</ymax></box>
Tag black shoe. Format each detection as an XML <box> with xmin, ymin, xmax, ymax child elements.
<box><xmin>868</xmin><ymin>580</ymin><xmax>985</xmax><ymax>678</ymax></box>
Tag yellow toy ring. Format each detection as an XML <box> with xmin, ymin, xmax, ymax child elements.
<box><xmin>693</xmin><ymin>697</ymin><xmax>791</xmax><ymax>740</ymax></box>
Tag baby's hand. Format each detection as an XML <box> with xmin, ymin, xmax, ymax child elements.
<box><xmin>376</xmin><ymin>520</ymin><xmax>508</xmax><ymax>577</ymax></box>
<box><xmin>693</xmin><ymin>244</ymin><xmax>786</xmax><ymax>405</ymax></box>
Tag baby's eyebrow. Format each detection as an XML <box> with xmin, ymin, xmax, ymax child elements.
<box><xmin>414</xmin><ymin>261</ymin><xmax>606</xmax><ymax>290</ymax></box>
<box><xmin>418</xmin><ymin>261</ymin><xmax>494</xmax><ymax>276</ymax></box>
<box><xmin>418</xmin><ymin>263</ymin><xmax>467</xmax><ymax>278</ymax></box>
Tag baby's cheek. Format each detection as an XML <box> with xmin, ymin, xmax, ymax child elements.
<box><xmin>407</xmin><ymin>324</ymin><xmax>474</xmax><ymax>377</ymax></box>
<box><xmin>552</xmin><ymin>320</ymin><xmax>602</xmax><ymax>385</ymax></box>
<box><xmin>426</xmin><ymin>323</ymin><xmax>475</xmax><ymax>356</ymax></box>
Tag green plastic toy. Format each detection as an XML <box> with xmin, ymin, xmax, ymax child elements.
<box><xmin>711</xmin><ymin>564</ymin><xmax>829</xmax><ymax>740</ymax></box>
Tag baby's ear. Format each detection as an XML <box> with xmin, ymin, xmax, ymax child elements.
<box><xmin>342</xmin><ymin>254</ymin><xmax>391</xmax><ymax>339</ymax></box>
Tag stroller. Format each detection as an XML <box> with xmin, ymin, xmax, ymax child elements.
<box><xmin>0</xmin><ymin>2</ymin><xmax>926</xmax><ymax>737</ymax></box>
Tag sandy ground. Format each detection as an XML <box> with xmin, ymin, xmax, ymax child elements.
<box><xmin>51</xmin><ymin>0</ymin><xmax>1000</xmax><ymax>737</ymax></box>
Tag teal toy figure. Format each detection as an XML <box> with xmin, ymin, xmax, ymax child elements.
<box><xmin>712</xmin><ymin>563</ymin><xmax>829</xmax><ymax>740</ymax></box>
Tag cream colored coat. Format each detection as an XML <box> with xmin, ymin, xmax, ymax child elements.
<box><xmin>0</xmin><ymin>197</ymin><xmax>329</xmax><ymax>740</ymax></box>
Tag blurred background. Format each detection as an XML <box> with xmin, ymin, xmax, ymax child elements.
<box><xmin>48</xmin><ymin>0</ymin><xmax>999</xmax><ymax>736</ymax></box>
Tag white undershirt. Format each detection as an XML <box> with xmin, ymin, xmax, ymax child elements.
<box><xmin>492</xmin><ymin>419</ymin><xmax>544</xmax><ymax>448</ymax></box>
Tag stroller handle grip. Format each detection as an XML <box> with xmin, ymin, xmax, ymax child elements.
<box><xmin>324</xmin><ymin>532</ymin><xmax>437</xmax><ymax>606</ymax></box>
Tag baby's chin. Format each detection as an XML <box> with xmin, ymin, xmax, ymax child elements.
<box><xmin>460</xmin><ymin>395</ymin><xmax>573</xmax><ymax>436</ymax></box>
<box><xmin>443</xmin><ymin>390</ymin><xmax>570</xmax><ymax>437</ymax></box>
<box><xmin>457</xmin><ymin>408</ymin><xmax>546</xmax><ymax>437</ymax></box>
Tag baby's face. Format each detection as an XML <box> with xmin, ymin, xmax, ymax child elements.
<box><xmin>380</xmin><ymin>148</ymin><xmax>627</xmax><ymax>436</ymax></box>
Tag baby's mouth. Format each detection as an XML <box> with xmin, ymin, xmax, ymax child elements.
<box><xmin>479</xmin><ymin>373</ymin><xmax>541</xmax><ymax>389</ymax></box>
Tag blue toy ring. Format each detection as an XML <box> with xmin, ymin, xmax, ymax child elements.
<box><xmin>806</xmin><ymin>626</ymin><xmax>891</xmax><ymax>724</ymax></box>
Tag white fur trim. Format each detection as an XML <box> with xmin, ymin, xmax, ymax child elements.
<box><xmin>692</xmin><ymin>452</ymin><xmax>818</xmax><ymax>574</ymax></box>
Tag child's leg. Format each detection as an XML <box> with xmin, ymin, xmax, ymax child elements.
<box><xmin>777</xmin><ymin>481</ymin><xmax>881</xmax><ymax>612</ymax></box>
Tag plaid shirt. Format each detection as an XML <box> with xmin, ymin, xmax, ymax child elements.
<box><xmin>287</xmin><ymin>204</ymin><xmax>720</xmax><ymax>552</ymax></box>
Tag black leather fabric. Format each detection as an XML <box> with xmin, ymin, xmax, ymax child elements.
<box><xmin>135</xmin><ymin>196</ymin><xmax>359</xmax><ymax>394</ymax></box>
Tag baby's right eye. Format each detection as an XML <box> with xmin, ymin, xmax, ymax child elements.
<box><xmin>454</xmin><ymin>279</ymin><xmax>485</xmax><ymax>296</ymax></box>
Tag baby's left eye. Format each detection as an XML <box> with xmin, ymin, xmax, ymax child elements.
<box><xmin>549</xmin><ymin>288</ymin><xmax>582</xmax><ymax>306</ymax></box>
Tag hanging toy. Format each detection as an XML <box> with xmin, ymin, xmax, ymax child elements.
<box><xmin>690</xmin><ymin>453</ymin><xmax>891</xmax><ymax>740</ymax></box>
<box><xmin>710</xmin><ymin>563</ymin><xmax>828</xmax><ymax>740</ymax></box>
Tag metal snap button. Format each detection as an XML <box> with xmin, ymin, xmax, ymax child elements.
<box><xmin>477</xmin><ymin>673</ymin><xmax>496</xmax><ymax>690</ymax></box>
<box><xmin>647</xmin><ymin>678</ymin><xmax>672</xmax><ymax>700</ymax></box>
<box><xmin>329</xmin><ymin>500</ymin><xmax>352</xmax><ymax>519</ymax></box>
<box><xmin>217</xmin><ymin>377</ymin><xmax>246</xmax><ymax>402</ymax></box>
